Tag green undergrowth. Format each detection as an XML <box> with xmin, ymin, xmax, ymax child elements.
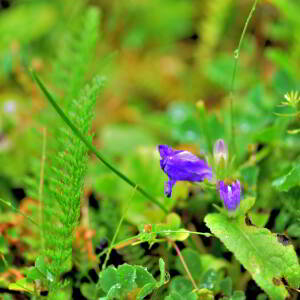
<box><xmin>0</xmin><ymin>0</ymin><xmax>300</xmax><ymax>300</ymax></box>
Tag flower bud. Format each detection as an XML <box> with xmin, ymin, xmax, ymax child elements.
<box><xmin>213</xmin><ymin>139</ymin><xmax>228</xmax><ymax>165</ymax></box>
<box><xmin>218</xmin><ymin>180</ymin><xmax>241</xmax><ymax>211</ymax></box>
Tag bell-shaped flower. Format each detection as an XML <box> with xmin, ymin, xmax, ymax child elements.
<box><xmin>158</xmin><ymin>145</ymin><xmax>212</xmax><ymax>197</ymax></box>
<box><xmin>218</xmin><ymin>180</ymin><xmax>241</xmax><ymax>211</ymax></box>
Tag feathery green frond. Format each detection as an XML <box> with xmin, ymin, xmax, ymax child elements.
<box><xmin>44</xmin><ymin>76</ymin><xmax>105</xmax><ymax>283</ymax></box>
<box><xmin>53</xmin><ymin>6</ymin><xmax>101</xmax><ymax>106</ymax></box>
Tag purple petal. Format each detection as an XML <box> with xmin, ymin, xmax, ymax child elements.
<box><xmin>164</xmin><ymin>180</ymin><xmax>176</xmax><ymax>197</ymax></box>
<box><xmin>232</xmin><ymin>180</ymin><xmax>241</xmax><ymax>209</ymax></box>
<box><xmin>219</xmin><ymin>181</ymin><xmax>229</xmax><ymax>207</ymax></box>
<box><xmin>164</xmin><ymin>150</ymin><xmax>212</xmax><ymax>182</ymax></box>
<box><xmin>157</xmin><ymin>145</ymin><xmax>213</xmax><ymax>197</ymax></box>
<box><xmin>218</xmin><ymin>180</ymin><xmax>241</xmax><ymax>211</ymax></box>
<box><xmin>158</xmin><ymin>145</ymin><xmax>174</xmax><ymax>158</ymax></box>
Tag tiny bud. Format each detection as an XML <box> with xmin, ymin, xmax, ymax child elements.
<box><xmin>214</xmin><ymin>139</ymin><xmax>228</xmax><ymax>165</ymax></box>
<box><xmin>196</xmin><ymin>100</ymin><xmax>205</xmax><ymax>110</ymax></box>
<box><xmin>144</xmin><ymin>224</ymin><xmax>152</xmax><ymax>233</ymax></box>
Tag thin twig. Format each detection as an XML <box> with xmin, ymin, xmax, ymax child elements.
<box><xmin>0</xmin><ymin>198</ymin><xmax>39</xmax><ymax>227</ymax></box>
<box><xmin>229</xmin><ymin>0</ymin><xmax>259</xmax><ymax>158</ymax></box>
<box><xmin>102</xmin><ymin>186</ymin><xmax>137</xmax><ymax>270</ymax></box>
<box><xmin>170</xmin><ymin>240</ymin><xmax>198</xmax><ymax>290</ymax></box>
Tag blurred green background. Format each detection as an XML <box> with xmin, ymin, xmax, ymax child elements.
<box><xmin>1</xmin><ymin>0</ymin><xmax>299</xmax><ymax>203</ymax></box>
<box><xmin>0</xmin><ymin>0</ymin><xmax>300</xmax><ymax>299</ymax></box>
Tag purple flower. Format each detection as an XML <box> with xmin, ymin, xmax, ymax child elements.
<box><xmin>218</xmin><ymin>180</ymin><xmax>241</xmax><ymax>211</ymax></box>
<box><xmin>158</xmin><ymin>145</ymin><xmax>213</xmax><ymax>197</ymax></box>
<box><xmin>213</xmin><ymin>139</ymin><xmax>228</xmax><ymax>164</ymax></box>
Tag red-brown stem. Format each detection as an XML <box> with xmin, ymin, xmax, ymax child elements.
<box><xmin>170</xmin><ymin>240</ymin><xmax>198</xmax><ymax>290</ymax></box>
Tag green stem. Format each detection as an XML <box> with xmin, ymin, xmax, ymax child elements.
<box><xmin>0</xmin><ymin>198</ymin><xmax>39</xmax><ymax>227</ymax></box>
<box><xmin>31</xmin><ymin>70</ymin><xmax>168</xmax><ymax>214</ymax></box>
<box><xmin>230</xmin><ymin>0</ymin><xmax>259</xmax><ymax>157</ymax></box>
<box><xmin>97</xmin><ymin>229</ymin><xmax>213</xmax><ymax>260</ymax></box>
<box><xmin>102</xmin><ymin>187</ymin><xmax>137</xmax><ymax>270</ymax></box>
<box><xmin>196</xmin><ymin>101</ymin><xmax>213</xmax><ymax>153</ymax></box>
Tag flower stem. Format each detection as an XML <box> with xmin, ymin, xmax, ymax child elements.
<box><xmin>230</xmin><ymin>0</ymin><xmax>259</xmax><ymax>158</ymax></box>
<box><xmin>31</xmin><ymin>70</ymin><xmax>168</xmax><ymax>214</ymax></box>
<box><xmin>170</xmin><ymin>240</ymin><xmax>198</xmax><ymax>290</ymax></box>
<box><xmin>196</xmin><ymin>101</ymin><xmax>213</xmax><ymax>153</ymax></box>
<box><xmin>0</xmin><ymin>198</ymin><xmax>39</xmax><ymax>227</ymax></box>
<box><xmin>102</xmin><ymin>187</ymin><xmax>137</xmax><ymax>270</ymax></box>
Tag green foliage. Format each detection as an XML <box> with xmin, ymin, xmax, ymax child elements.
<box><xmin>21</xmin><ymin>4</ymin><xmax>104</xmax><ymax>295</ymax></box>
<box><xmin>1</xmin><ymin>1</ymin><xmax>300</xmax><ymax>300</ymax></box>
<box><xmin>205</xmin><ymin>213</ymin><xmax>300</xmax><ymax>300</ymax></box>
<box><xmin>272</xmin><ymin>163</ymin><xmax>300</xmax><ymax>192</ymax></box>
<box><xmin>53</xmin><ymin>6</ymin><xmax>101</xmax><ymax>105</ymax></box>
<box><xmin>43</xmin><ymin>75</ymin><xmax>105</xmax><ymax>286</ymax></box>
<box><xmin>138</xmin><ymin>213</ymin><xmax>190</xmax><ymax>245</ymax></box>
<box><xmin>107</xmin><ymin>0</ymin><xmax>193</xmax><ymax>49</ymax></box>
<box><xmin>0</xmin><ymin>2</ymin><xmax>57</xmax><ymax>51</ymax></box>
<box><xmin>97</xmin><ymin>259</ymin><xmax>167</xmax><ymax>300</ymax></box>
<box><xmin>165</xmin><ymin>276</ymin><xmax>197</xmax><ymax>300</ymax></box>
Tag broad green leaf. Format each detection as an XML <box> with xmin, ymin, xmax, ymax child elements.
<box><xmin>169</xmin><ymin>276</ymin><xmax>193</xmax><ymax>295</ymax></box>
<box><xmin>136</xmin><ymin>283</ymin><xmax>156</xmax><ymax>300</ymax></box>
<box><xmin>220</xmin><ymin>277</ymin><xmax>232</xmax><ymax>297</ymax></box>
<box><xmin>186</xmin><ymin>292</ymin><xmax>197</xmax><ymax>300</ymax></box>
<box><xmin>231</xmin><ymin>290</ymin><xmax>246</xmax><ymax>300</ymax></box>
<box><xmin>144</xmin><ymin>213</ymin><xmax>189</xmax><ymax>241</ymax></box>
<box><xmin>81</xmin><ymin>283</ymin><xmax>98</xmax><ymax>300</ymax></box>
<box><xmin>98</xmin><ymin>266</ymin><xmax>118</xmax><ymax>292</ymax></box>
<box><xmin>107</xmin><ymin>283</ymin><xmax>122</xmax><ymax>300</ymax></box>
<box><xmin>287</xmin><ymin>223</ymin><xmax>300</xmax><ymax>238</ymax></box>
<box><xmin>272</xmin><ymin>164</ymin><xmax>300</xmax><ymax>192</ymax></box>
<box><xmin>205</xmin><ymin>213</ymin><xmax>300</xmax><ymax>300</ymax></box>
<box><xmin>98</xmin><ymin>262</ymin><xmax>162</xmax><ymax>299</ymax></box>
<box><xmin>162</xmin><ymin>213</ymin><xmax>189</xmax><ymax>241</ymax></box>
<box><xmin>248</xmin><ymin>211</ymin><xmax>269</xmax><ymax>228</ymax></box>
<box><xmin>200</xmin><ymin>254</ymin><xmax>228</xmax><ymax>274</ymax></box>
<box><xmin>199</xmin><ymin>269</ymin><xmax>218</xmax><ymax>291</ymax></box>
<box><xmin>169</xmin><ymin>228</ymin><xmax>190</xmax><ymax>241</ymax></box>
<box><xmin>165</xmin><ymin>291</ymin><xmax>197</xmax><ymax>300</ymax></box>
<box><xmin>237</xmin><ymin>197</ymin><xmax>256</xmax><ymax>216</ymax></box>
<box><xmin>166</xmin><ymin>213</ymin><xmax>181</xmax><ymax>228</ymax></box>
<box><xmin>158</xmin><ymin>258</ymin><xmax>167</xmax><ymax>287</ymax></box>
<box><xmin>135</xmin><ymin>266</ymin><xmax>156</xmax><ymax>287</ymax></box>
<box><xmin>275</xmin><ymin>210</ymin><xmax>291</xmax><ymax>232</ymax></box>
<box><xmin>117</xmin><ymin>264</ymin><xmax>136</xmax><ymax>292</ymax></box>
<box><xmin>165</xmin><ymin>291</ymin><xmax>182</xmax><ymax>300</ymax></box>
<box><xmin>240</xmin><ymin>166</ymin><xmax>259</xmax><ymax>197</ymax></box>
<box><xmin>254</xmin><ymin>126</ymin><xmax>282</xmax><ymax>143</ymax></box>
